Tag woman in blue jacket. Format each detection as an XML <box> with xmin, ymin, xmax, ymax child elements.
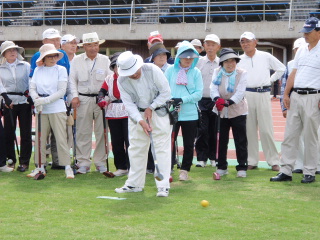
<box><xmin>165</xmin><ymin>41</ymin><xmax>203</xmax><ymax>181</ymax></box>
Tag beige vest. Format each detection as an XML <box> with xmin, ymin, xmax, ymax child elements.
<box><xmin>218</xmin><ymin>68</ymin><xmax>248</xmax><ymax>119</ymax></box>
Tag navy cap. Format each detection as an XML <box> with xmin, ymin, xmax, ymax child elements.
<box><xmin>299</xmin><ymin>17</ymin><xmax>320</xmax><ymax>33</ymax></box>
<box><xmin>151</xmin><ymin>48</ymin><xmax>171</xmax><ymax>61</ymax></box>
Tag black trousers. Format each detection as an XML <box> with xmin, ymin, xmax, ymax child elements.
<box><xmin>172</xmin><ymin>120</ymin><xmax>198</xmax><ymax>171</ymax></box>
<box><xmin>108</xmin><ymin>118</ymin><xmax>129</xmax><ymax>170</ymax></box>
<box><xmin>0</xmin><ymin>119</ymin><xmax>6</xmax><ymax>167</ymax></box>
<box><xmin>3</xmin><ymin>104</ymin><xmax>32</xmax><ymax>165</ymax></box>
<box><xmin>195</xmin><ymin>110</ymin><xmax>217</xmax><ymax>162</ymax></box>
<box><xmin>216</xmin><ymin>115</ymin><xmax>248</xmax><ymax>171</ymax></box>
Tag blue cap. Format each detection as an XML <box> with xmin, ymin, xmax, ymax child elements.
<box><xmin>299</xmin><ymin>17</ymin><xmax>320</xmax><ymax>33</ymax></box>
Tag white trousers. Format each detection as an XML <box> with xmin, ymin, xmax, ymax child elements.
<box><xmin>246</xmin><ymin>91</ymin><xmax>280</xmax><ymax>166</ymax></box>
<box><xmin>280</xmin><ymin>92</ymin><xmax>320</xmax><ymax>176</ymax></box>
<box><xmin>125</xmin><ymin>112</ymin><xmax>172</xmax><ymax>189</ymax></box>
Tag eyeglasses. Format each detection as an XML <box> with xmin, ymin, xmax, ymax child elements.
<box><xmin>45</xmin><ymin>54</ymin><xmax>59</xmax><ymax>60</ymax></box>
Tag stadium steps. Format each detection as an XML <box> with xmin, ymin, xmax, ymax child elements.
<box><xmin>135</xmin><ymin>0</ymin><xmax>177</xmax><ymax>24</ymax></box>
<box><xmin>280</xmin><ymin>0</ymin><xmax>319</xmax><ymax>21</ymax></box>
<box><xmin>9</xmin><ymin>0</ymin><xmax>57</xmax><ymax>26</ymax></box>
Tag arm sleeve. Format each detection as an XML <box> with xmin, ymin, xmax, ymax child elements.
<box><xmin>269</xmin><ymin>54</ymin><xmax>286</xmax><ymax>83</ymax></box>
<box><xmin>44</xmin><ymin>81</ymin><xmax>67</xmax><ymax>104</ymax></box>
<box><xmin>210</xmin><ymin>68</ymin><xmax>220</xmax><ymax>100</ymax></box>
<box><xmin>29</xmin><ymin>53</ymin><xmax>39</xmax><ymax>78</ymax></box>
<box><xmin>230</xmin><ymin>71</ymin><xmax>247</xmax><ymax>104</ymax></box>
<box><xmin>280</xmin><ymin>67</ymin><xmax>288</xmax><ymax>112</ymax></box>
<box><xmin>69</xmin><ymin>61</ymin><xmax>79</xmax><ymax>98</ymax></box>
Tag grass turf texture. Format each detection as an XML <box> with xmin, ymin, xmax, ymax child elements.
<box><xmin>1</xmin><ymin>161</ymin><xmax>320</xmax><ymax>240</ymax></box>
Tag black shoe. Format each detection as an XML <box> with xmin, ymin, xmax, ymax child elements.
<box><xmin>17</xmin><ymin>164</ymin><xmax>29</xmax><ymax>172</ymax></box>
<box><xmin>301</xmin><ymin>175</ymin><xmax>315</xmax><ymax>183</ymax></box>
<box><xmin>270</xmin><ymin>172</ymin><xmax>292</xmax><ymax>182</ymax></box>
<box><xmin>51</xmin><ymin>165</ymin><xmax>65</xmax><ymax>170</ymax></box>
<box><xmin>315</xmin><ymin>171</ymin><xmax>320</xmax><ymax>175</ymax></box>
<box><xmin>292</xmin><ymin>169</ymin><xmax>303</xmax><ymax>174</ymax></box>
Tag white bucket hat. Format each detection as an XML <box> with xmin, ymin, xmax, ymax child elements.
<box><xmin>36</xmin><ymin>44</ymin><xmax>63</xmax><ymax>67</ymax></box>
<box><xmin>1</xmin><ymin>41</ymin><xmax>24</xmax><ymax>56</ymax></box>
<box><xmin>117</xmin><ymin>51</ymin><xmax>143</xmax><ymax>77</ymax></box>
<box><xmin>78</xmin><ymin>32</ymin><xmax>105</xmax><ymax>46</ymax></box>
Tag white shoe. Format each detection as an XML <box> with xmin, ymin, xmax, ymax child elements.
<box><xmin>237</xmin><ymin>170</ymin><xmax>247</xmax><ymax>178</ymax></box>
<box><xmin>65</xmin><ymin>168</ymin><xmax>75</xmax><ymax>179</ymax></box>
<box><xmin>216</xmin><ymin>169</ymin><xmax>228</xmax><ymax>176</ymax></box>
<box><xmin>27</xmin><ymin>168</ymin><xmax>46</xmax><ymax>178</ymax></box>
<box><xmin>179</xmin><ymin>170</ymin><xmax>188</xmax><ymax>181</ymax></box>
<box><xmin>156</xmin><ymin>187</ymin><xmax>169</xmax><ymax>197</ymax></box>
<box><xmin>96</xmin><ymin>165</ymin><xmax>108</xmax><ymax>173</ymax></box>
<box><xmin>113</xmin><ymin>169</ymin><xmax>129</xmax><ymax>177</ymax></box>
<box><xmin>195</xmin><ymin>161</ymin><xmax>206</xmax><ymax>167</ymax></box>
<box><xmin>115</xmin><ymin>185</ymin><xmax>143</xmax><ymax>193</ymax></box>
<box><xmin>210</xmin><ymin>160</ymin><xmax>216</xmax><ymax>167</ymax></box>
<box><xmin>0</xmin><ymin>165</ymin><xmax>14</xmax><ymax>172</ymax></box>
<box><xmin>77</xmin><ymin>166</ymin><xmax>90</xmax><ymax>174</ymax></box>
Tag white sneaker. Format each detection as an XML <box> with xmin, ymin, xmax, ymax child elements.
<box><xmin>65</xmin><ymin>168</ymin><xmax>75</xmax><ymax>179</ymax></box>
<box><xmin>195</xmin><ymin>161</ymin><xmax>206</xmax><ymax>167</ymax></box>
<box><xmin>115</xmin><ymin>185</ymin><xmax>143</xmax><ymax>193</ymax></box>
<box><xmin>179</xmin><ymin>170</ymin><xmax>188</xmax><ymax>181</ymax></box>
<box><xmin>237</xmin><ymin>170</ymin><xmax>247</xmax><ymax>178</ymax></box>
<box><xmin>216</xmin><ymin>169</ymin><xmax>228</xmax><ymax>176</ymax></box>
<box><xmin>27</xmin><ymin>168</ymin><xmax>46</xmax><ymax>178</ymax></box>
<box><xmin>113</xmin><ymin>169</ymin><xmax>129</xmax><ymax>177</ymax></box>
<box><xmin>156</xmin><ymin>187</ymin><xmax>169</xmax><ymax>197</ymax></box>
<box><xmin>77</xmin><ymin>166</ymin><xmax>90</xmax><ymax>174</ymax></box>
<box><xmin>96</xmin><ymin>165</ymin><xmax>108</xmax><ymax>173</ymax></box>
<box><xmin>210</xmin><ymin>160</ymin><xmax>216</xmax><ymax>167</ymax></box>
<box><xmin>0</xmin><ymin>165</ymin><xmax>14</xmax><ymax>172</ymax></box>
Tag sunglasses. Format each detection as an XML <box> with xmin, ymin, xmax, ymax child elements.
<box><xmin>45</xmin><ymin>54</ymin><xmax>59</xmax><ymax>60</ymax></box>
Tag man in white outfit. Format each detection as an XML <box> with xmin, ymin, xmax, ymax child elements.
<box><xmin>237</xmin><ymin>32</ymin><xmax>286</xmax><ymax>171</ymax></box>
<box><xmin>69</xmin><ymin>32</ymin><xmax>112</xmax><ymax>174</ymax></box>
<box><xmin>115</xmin><ymin>51</ymin><xmax>172</xmax><ymax>197</ymax></box>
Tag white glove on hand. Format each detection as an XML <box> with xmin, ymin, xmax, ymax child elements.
<box><xmin>35</xmin><ymin>104</ymin><xmax>43</xmax><ymax>113</ymax></box>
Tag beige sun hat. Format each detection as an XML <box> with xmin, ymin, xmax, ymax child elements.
<box><xmin>1</xmin><ymin>41</ymin><xmax>24</xmax><ymax>56</ymax></box>
<box><xmin>36</xmin><ymin>44</ymin><xmax>63</xmax><ymax>67</ymax></box>
<box><xmin>78</xmin><ymin>32</ymin><xmax>105</xmax><ymax>46</ymax></box>
<box><xmin>117</xmin><ymin>51</ymin><xmax>143</xmax><ymax>77</ymax></box>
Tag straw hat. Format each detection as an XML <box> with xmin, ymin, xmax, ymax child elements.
<box><xmin>1</xmin><ymin>41</ymin><xmax>24</xmax><ymax>56</ymax></box>
<box><xmin>36</xmin><ymin>44</ymin><xmax>63</xmax><ymax>67</ymax></box>
<box><xmin>117</xmin><ymin>51</ymin><xmax>143</xmax><ymax>77</ymax></box>
<box><xmin>78</xmin><ymin>32</ymin><xmax>105</xmax><ymax>46</ymax></box>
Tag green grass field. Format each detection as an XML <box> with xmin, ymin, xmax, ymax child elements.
<box><xmin>1</xmin><ymin>160</ymin><xmax>320</xmax><ymax>240</ymax></box>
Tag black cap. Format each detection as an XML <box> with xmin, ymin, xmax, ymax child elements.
<box><xmin>109</xmin><ymin>52</ymin><xmax>122</xmax><ymax>71</ymax></box>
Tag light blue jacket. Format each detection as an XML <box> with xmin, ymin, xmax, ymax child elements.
<box><xmin>165</xmin><ymin>41</ymin><xmax>203</xmax><ymax>121</ymax></box>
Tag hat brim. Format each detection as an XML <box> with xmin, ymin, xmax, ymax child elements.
<box><xmin>219</xmin><ymin>53</ymin><xmax>241</xmax><ymax>64</ymax></box>
<box><xmin>78</xmin><ymin>39</ymin><xmax>105</xmax><ymax>47</ymax></box>
<box><xmin>36</xmin><ymin>50</ymin><xmax>64</xmax><ymax>66</ymax></box>
<box><xmin>1</xmin><ymin>46</ymin><xmax>24</xmax><ymax>56</ymax></box>
<box><xmin>118</xmin><ymin>55</ymin><xmax>144</xmax><ymax>77</ymax></box>
<box><xmin>179</xmin><ymin>51</ymin><xmax>199</xmax><ymax>59</ymax></box>
<box><xmin>299</xmin><ymin>27</ymin><xmax>315</xmax><ymax>33</ymax></box>
<box><xmin>151</xmin><ymin>48</ymin><xmax>171</xmax><ymax>61</ymax></box>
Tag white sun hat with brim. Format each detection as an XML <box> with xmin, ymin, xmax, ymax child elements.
<box><xmin>1</xmin><ymin>41</ymin><xmax>24</xmax><ymax>56</ymax></box>
<box><xmin>36</xmin><ymin>44</ymin><xmax>63</xmax><ymax>67</ymax></box>
<box><xmin>78</xmin><ymin>32</ymin><xmax>105</xmax><ymax>46</ymax></box>
<box><xmin>190</xmin><ymin>39</ymin><xmax>204</xmax><ymax>50</ymax></box>
<box><xmin>117</xmin><ymin>51</ymin><xmax>144</xmax><ymax>77</ymax></box>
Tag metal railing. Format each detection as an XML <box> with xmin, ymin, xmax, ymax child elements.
<box><xmin>0</xmin><ymin>0</ymin><xmax>315</xmax><ymax>28</ymax></box>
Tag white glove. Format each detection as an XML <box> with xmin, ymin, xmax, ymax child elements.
<box><xmin>35</xmin><ymin>104</ymin><xmax>43</xmax><ymax>113</ymax></box>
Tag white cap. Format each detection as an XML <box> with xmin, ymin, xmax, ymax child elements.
<box><xmin>240</xmin><ymin>32</ymin><xmax>256</xmax><ymax>40</ymax></box>
<box><xmin>42</xmin><ymin>28</ymin><xmax>61</xmax><ymax>40</ymax></box>
<box><xmin>61</xmin><ymin>34</ymin><xmax>80</xmax><ymax>45</ymax></box>
<box><xmin>293</xmin><ymin>37</ymin><xmax>306</xmax><ymax>50</ymax></box>
<box><xmin>204</xmin><ymin>34</ymin><xmax>220</xmax><ymax>44</ymax></box>
<box><xmin>150</xmin><ymin>30</ymin><xmax>160</xmax><ymax>36</ymax></box>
